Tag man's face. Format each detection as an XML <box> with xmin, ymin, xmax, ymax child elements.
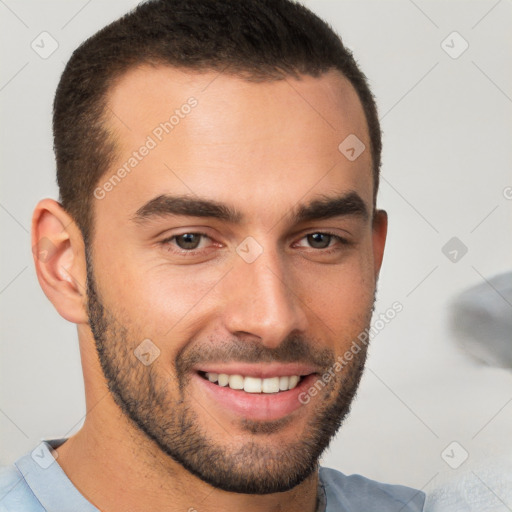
<box><xmin>85</xmin><ymin>66</ymin><xmax>384</xmax><ymax>494</ymax></box>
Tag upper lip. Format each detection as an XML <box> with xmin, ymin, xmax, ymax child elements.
<box><xmin>194</xmin><ymin>362</ymin><xmax>320</xmax><ymax>379</ymax></box>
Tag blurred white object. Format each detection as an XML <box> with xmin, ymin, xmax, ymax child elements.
<box><xmin>449</xmin><ymin>272</ymin><xmax>512</xmax><ymax>369</ymax></box>
<box><xmin>424</xmin><ymin>455</ymin><xmax>512</xmax><ymax>512</ymax></box>
<box><xmin>425</xmin><ymin>272</ymin><xmax>512</xmax><ymax>511</ymax></box>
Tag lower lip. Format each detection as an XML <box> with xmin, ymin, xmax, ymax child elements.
<box><xmin>192</xmin><ymin>373</ymin><xmax>317</xmax><ymax>422</ymax></box>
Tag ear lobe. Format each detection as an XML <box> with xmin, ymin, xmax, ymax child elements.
<box><xmin>372</xmin><ymin>209</ymin><xmax>388</xmax><ymax>280</ymax></box>
<box><xmin>32</xmin><ymin>199</ymin><xmax>89</xmax><ymax>324</ymax></box>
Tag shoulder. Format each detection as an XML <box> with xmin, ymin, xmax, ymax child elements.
<box><xmin>0</xmin><ymin>464</ymin><xmax>44</xmax><ymax>512</ymax></box>
<box><xmin>319</xmin><ymin>466</ymin><xmax>426</xmax><ymax>512</ymax></box>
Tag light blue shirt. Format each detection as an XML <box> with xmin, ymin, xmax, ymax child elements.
<box><xmin>0</xmin><ymin>439</ymin><xmax>425</xmax><ymax>511</ymax></box>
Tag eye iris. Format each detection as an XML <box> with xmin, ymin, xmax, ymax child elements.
<box><xmin>308</xmin><ymin>233</ymin><xmax>331</xmax><ymax>249</ymax></box>
<box><xmin>176</xmin><ymin>233</ymin><xmax>201</xmax><ymax>250</ymax></box>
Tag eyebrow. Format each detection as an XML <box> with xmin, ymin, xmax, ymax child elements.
<box><xmin>131</xmin><ymin>191</ymin><xmax>369</xmax><ymax>226</ymax></box>
<box><xmin>292</xmin><ymin>191</ymin><xmax>369</xmax><ymax>224</ymax></box>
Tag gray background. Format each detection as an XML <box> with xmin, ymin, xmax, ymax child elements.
<box><xmin>1</xmin><ymin>0</ymin><xmax>511</xmax><ymax>499</ymax></box>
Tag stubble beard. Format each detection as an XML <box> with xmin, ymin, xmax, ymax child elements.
<box><xmin>85</xmin><ymin>247</ymin><xmax>373</xmax><ymax>494</ymax></box>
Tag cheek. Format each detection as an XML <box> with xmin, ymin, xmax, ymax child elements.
<box><xmin>97</xmin><ymin>256</ymin><xmax>226</xmax><ymax>339</ymax></box>
<box><xmin>295</xmin><ymin>255</ymin><xmax>375</xmax><ymax>338</ymax></box>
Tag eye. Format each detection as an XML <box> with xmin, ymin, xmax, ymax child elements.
<box><xmin>306</xmin><ymin>233</ymin><xmax>333</xmax><ymax>249</ymax></box>
<box><xmin>159</xmin><ymin>230</ymin><xmax>349</xmax><ymax>257</ymax></box>
<box><xmin>295</xmin><ymin>232</ymin><xmax>348</xmax><ymax>250</ymax></box>
<box><xmin>175</xmin><ymin>233</ymin><xmax>204</xmax><ymax>250</ymax></box>
<box><xmin>161</xmin><ymin>232</ymin><xmax>213</xmax><ymax>252</ymax></box>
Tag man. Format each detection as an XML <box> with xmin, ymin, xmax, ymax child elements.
<box><xmin>0</xmin><ymin>0</ymin><xmax>426</xmax><ymax>510</ymax></box>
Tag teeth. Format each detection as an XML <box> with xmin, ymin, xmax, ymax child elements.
<box><xmin>204</xmin><ymin>373</ymin><xmax>302</xmax><ymax>393</ymax></box>
<box><xmin>288</xmin><ymin>375</ymin><xmax>300</xmax><ymax>389</ymax></box>
<box><xmin>262</xmin><ymin>377</ymin><xmax>280</xmax><ymax>393</ymax></box>
<box><xmin>244</xmin><ymin>376</ymin><xmax>262</xmax><ymax>393</ymax></box>
<box><xmin>228</xmin><ymin>374</ymin><xmax>244</xmax><ymax>390</ymax></box>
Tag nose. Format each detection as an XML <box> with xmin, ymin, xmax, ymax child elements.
<box><xmin>221</xmin><ymin>246</ymin><xmax>308</xmax><ymax>349</ymax></box>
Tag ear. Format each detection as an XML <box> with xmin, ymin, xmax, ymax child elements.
<box><xmin>372</xmin><ymin>209</ymin><xmax>388</xmax><ymax>280</ymax></box>
<box><xmin>31</xmin><ymin>199</ymin><xmax>89</xmax><ymax>324</ymax></box>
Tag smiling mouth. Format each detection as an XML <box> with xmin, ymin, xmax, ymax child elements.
<box><xmin>199</xmin><ymin>371</ymin><xmax>306</xmax><ymax>394</ymax></box>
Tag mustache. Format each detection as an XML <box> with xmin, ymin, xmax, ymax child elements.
<box><xmin>175</xmin><ymin>334</ymin><xmax>335</xmax><ymax>375</ymax></box>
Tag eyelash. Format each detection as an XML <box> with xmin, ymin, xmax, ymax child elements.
<box><xmin>160</xmin><ymin>231</ymin><xmax>350</xmax><ymax>256</ymax></box>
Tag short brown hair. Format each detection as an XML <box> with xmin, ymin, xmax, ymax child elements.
<box><xmin>54</xmin><ymin>0</ymin><xmax>381</xmax><ymax>243</ymax></box>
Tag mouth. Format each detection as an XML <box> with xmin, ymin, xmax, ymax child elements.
<box><xmin>191</xmin><ymin>364</ymin><xmax>319</xmax><ymax>422</ymax></box>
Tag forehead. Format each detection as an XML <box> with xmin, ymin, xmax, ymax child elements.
<box><xmin>97</xmin><ymin>65</ymin><xmax>373</xmax><ymax>229</ymax></box>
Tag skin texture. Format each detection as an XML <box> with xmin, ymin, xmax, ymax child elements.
<box><xmin>32</xmin><ymin>66</ymin><xmax>387</xmax><ymax>512</ymax></box>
